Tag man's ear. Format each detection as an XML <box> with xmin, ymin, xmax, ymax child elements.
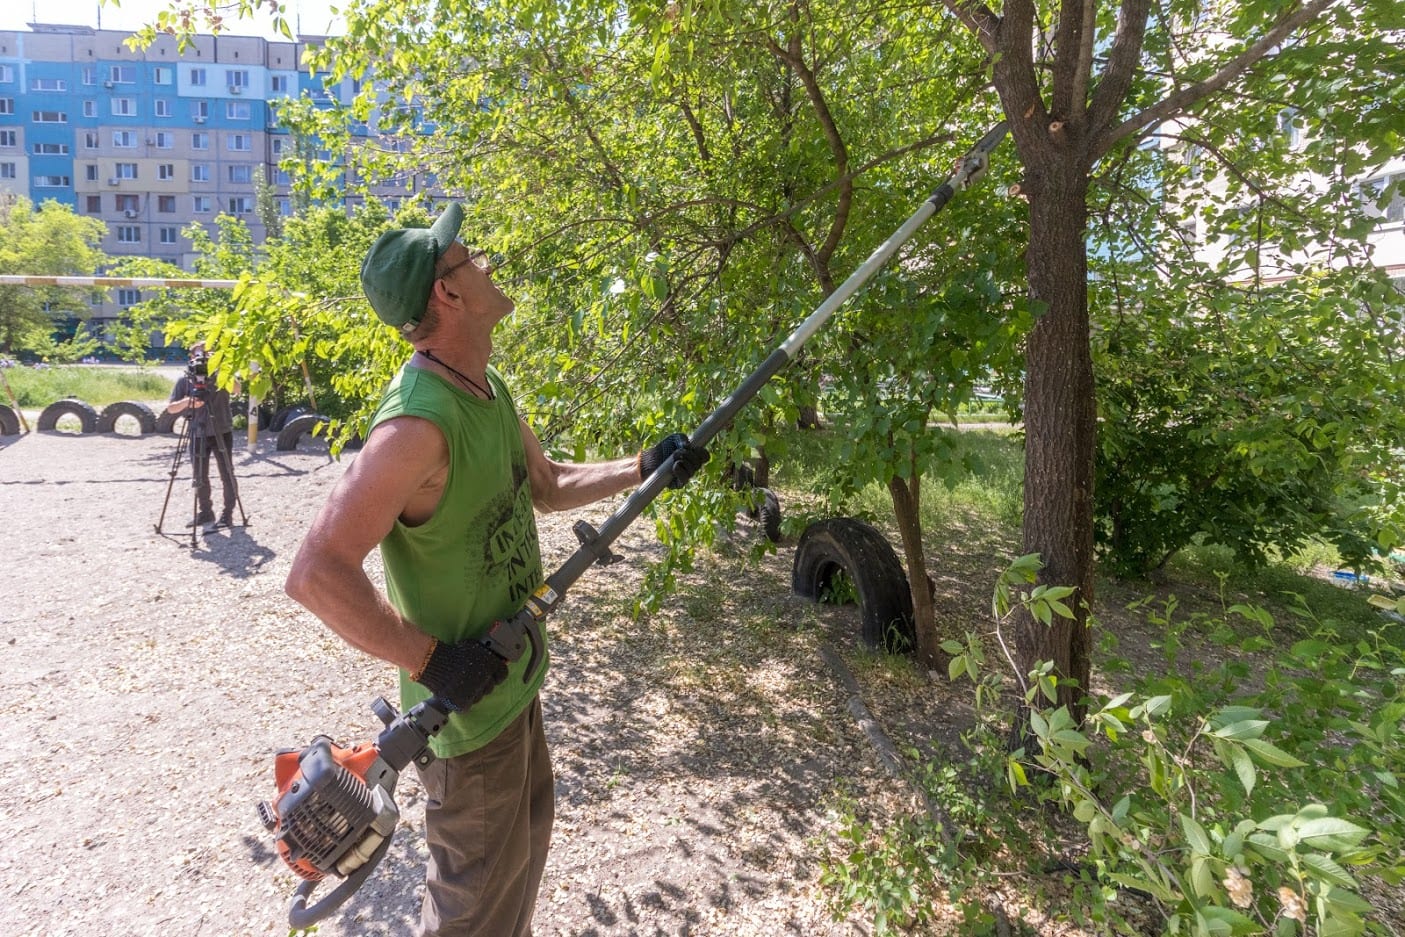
<box><xmin>430</xmin><ymin>276</ymin><xmax>459</xmax><ymax>303</ymax></box>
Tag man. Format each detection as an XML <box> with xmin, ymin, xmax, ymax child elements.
<box><xmin>284</xmin><ymin>203</ymin><xmax>708</xmax><ymax>937</ymax></box>
<box><xmin>165</xmin><ymin>341</ymin><xmax>240</xmax><ymax>531</ymax></box>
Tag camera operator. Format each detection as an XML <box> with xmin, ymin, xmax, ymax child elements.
<box><xmin>165</xmin><ymin>341</ymin><xmax>241</xmax><ymax>530</ymax></box>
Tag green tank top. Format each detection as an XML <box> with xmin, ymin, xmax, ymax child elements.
<box><xmin>370</xmin><ymin>364</ymin><xmax>546</xmax><ymax>757</ymax></box>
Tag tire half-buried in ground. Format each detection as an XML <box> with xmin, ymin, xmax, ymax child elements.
<box><xmin>276</xmin><ymin>412</ymin><xmax>329</xmax><ymax>451</ymax></box>
<box><xmin>792</xmin><ymin>517</ymin><xmax>915</xmax><ymax>653</ymax></box>
<box><xmin>97</xmin><ymin>400</ymin><xmax>157</xmax><ymax>435</ymax></box>
<box><xmin>0</xmin><ymin>405</ymin><xmax>19</xmax><ymax>436</ymax></box>
<box><xmin>37</xmin><ymin>399</ymin><xmax>99</xmax><ymax>434</ymax></box>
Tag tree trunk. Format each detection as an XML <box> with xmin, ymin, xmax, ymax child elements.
<box><xmin>1017</xmin><ymin>160</ymin><xmax>1096</xmax><ymax>720</ymax></box>
<box><xmin>888</xmin><ymin>470</ymin><xmax>939</xmax><ymax>669</ymax></box>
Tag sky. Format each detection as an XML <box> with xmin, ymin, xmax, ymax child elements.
<box><xmin>0</xmin><ymin>0</ymin><xmax>344</xmax><ymax>40</ymax></box>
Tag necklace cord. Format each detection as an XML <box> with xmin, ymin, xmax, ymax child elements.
<box><xmin>421</xmin><ymin>349</ymin><xmax>495</xmax><ymax>400</ymax></box>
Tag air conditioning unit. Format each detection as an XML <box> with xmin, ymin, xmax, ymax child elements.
<box><xmin>107</xmin><ymin>178</ymin><xmax>120</xmax><ymax>186</ymax></box>
<box><xmin>228</xmin><ymin>85</ymin><xmax>242</xmax><ymax>95</ymax></box>
<box><xmin>103</xmin><ymin>80</ymin><xmax>113</xmax><ymax>88</ymax></box>
<box><xmin>123</xmin><ymin>209</ymin><xmax>137</xmax><ymax>218</ymax></box>
<box><xmin>193</xmin><ymin>115</ymin><xmax>206</xmax><ymax>123</ymax></box>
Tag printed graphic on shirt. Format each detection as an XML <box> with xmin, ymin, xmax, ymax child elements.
<box><xmin>472</xmin><ymin>454</ymin><xmax>541</xmax><ymax>609</ymax></box>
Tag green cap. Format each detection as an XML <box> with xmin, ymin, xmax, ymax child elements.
<box><xmin>360</xmin><ymin>203</ymin><xmax>464</xmax><ymax>333</ymax></box>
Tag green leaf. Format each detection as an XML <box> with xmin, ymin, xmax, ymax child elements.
<box><xmin>1180</xmin><ymin>814</ymin><xmax>1212</xmax><ymax>855</ymax></box>
<box><xmin>1295</xmin><ymin>817</ymin><xmax>1369</xmax><ymax>850</ymax></box>
<box><xmin>1241</xmin><ymin>738</ymin><xmax>1306</xmax><ymax>768</ymax></box>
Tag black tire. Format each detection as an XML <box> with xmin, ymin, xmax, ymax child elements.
<box><xmin>728</xmin><ymin>462</ymin><xmax>757</xmax><ymax>490</ymax></box>
<box><xmin>37</xmin><ymin>399</ymin><xmax>98</xmax><ymax>434</ymax></box>
<box><xmin>155</xmin><ymin>408</ymin><xmax>179</xmax><ymax>433</ymax></box>
<box><xmin>0</xmin><ymin>405</ymin><xmax>19</xmax><ymax>436</ymax></box>
<box><xmin>97</xmin><ymin>400</ymin><xmax>157</xmax><ymax>435</ymax></box>
<box><xmin>792</xmin><ymin>517</ymin><xmax>915</xmax><ymax>653</ymax></box>
<box><xmin>755</xmin><ymin>488</ymin><xmax>782</xmax><ymax>543</ymax></box>
<box><xmin>276</xmin><ymin>412</ymin><xmax>329</xmax><ymax>451</ymax></box>
<box><xmin>270</xmin><ymin>404</ymin><xmax>310</xmax><ymax>432</ymax></box>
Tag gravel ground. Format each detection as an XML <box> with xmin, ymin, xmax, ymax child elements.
<box><xmin>0</xmin><ymin>426</ymin><xmax>898</xmax><ymax>937</ymax></box>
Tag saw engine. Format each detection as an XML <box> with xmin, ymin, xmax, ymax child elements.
<box><xmin>259</xmin><ymin>696</ymin><xmax>449</xmax><ymax>927</ymax></box>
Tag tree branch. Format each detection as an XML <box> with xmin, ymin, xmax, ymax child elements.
<box><xmin>1086</xmin><ymin>0</ymin><xmax>1153</xmax><ymax>137</ymax></box>
<box><xmin>1091</xmin><ymin>0</ymin><xmax>1338</xmax><ymax>161</ymax></box>
<box><xmin>765</xmin><ymin>14</ymin><xmax>851</xmax><ymax>271</ymax></box>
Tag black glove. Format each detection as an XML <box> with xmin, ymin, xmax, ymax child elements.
<box><xmin>639</xmin><ymin>432</ymin><xmax>710</xmax><ymax>488</ymax></box>
<box><xmin>415</xmin><ymin>637</ymin><xmax>509</xmax><ymax>712</ymax></box>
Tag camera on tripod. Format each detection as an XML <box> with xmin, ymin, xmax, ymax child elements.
<box><xmin>186</xmin><ymin>349</ymin><xmax>212</xmax><ymax>399</ymax></box>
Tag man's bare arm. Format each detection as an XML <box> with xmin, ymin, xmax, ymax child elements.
<box><xmin>284</xmin><ymin>416</ymin><xmax>448</xmax><ymax>672</ymax></box>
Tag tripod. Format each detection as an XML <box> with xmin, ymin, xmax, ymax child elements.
<box><xmin>154</xmin><ymin>396</ymin><xmax>248</xmax><ymax>548</ymax></box>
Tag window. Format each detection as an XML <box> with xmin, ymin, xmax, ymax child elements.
<box><xmin>85</xmin><ymin>195</ymin><xmax>101</xmax><ymax>213</ymax></box>
<box><xmin>0</xmin><ymin>65</ymin><xmax>13</xmax><ymax>83</ymax></box>
<box><xmin>0</xmin><ymin>99</ymin><xmax>13</xmax><ymax>115</ymax></box>
<box><xmin>33</xmin><ymin>142</ymin><xmax>69</xmax><ymax>155</ymax></box>
<box><xmin>155</xmin><ymin>131</ymin><xmax>174</xmax><ymax>149</ymax></box>
<box><xmin>153</xmin><ymin>66</ymin><xmax>173</xmax><ymax>86</ymax></box>
<box><xmin>84</xmin><ymin>164</ymin><xmax>99</xmax><ymax>181</ymax></box>
<box><xmin>193</xmin><ymin>196</ymin><xmax>212</xmax><ymax>213</ymax></box>
<box><xmin>108</xmin><ymin>66</ymin><xmax>136</xmax><ymax>84</ymax></box>
<box><xmin>270</xmin><ymin>137</ymin><xmax>285</xmax><ymax>156</ymax></box>
<box><xmin>83</xmin><ymin>100</ymin><xmax>97</xmax><ymax>118</ymax></box>
<box><xmin>154</xmin><ymin>99</ymin><xmax>171</xmax><ymax>118</ymax></box>
<box><xmin>227</xmin><ymin>164</ymin><xmax>252</xmax><ymax>184</ymax></box>
<box><xmin>111</xmin><ymin>98</ymin><xmax>136</xmax><ymax>117</ymax></box>
<box><xmin>0</xmin><ymin>163</ymin><xmax>16</xmax><ymax>179</ymax></box>
<box><xmin>33</xmin><ymin>110</ymin><xmax>68</xmax><ymax>124</ymax></box>
<box><xmin>227</xmin><ymin>134</ymin><xmax>251</xmax><ymax>152</ymax></box>
<box><xmin>192</xmin><ymin>100</ymin><xmax>208</xmax><ymax>120</ymax></box>
<box><xmin>159</xmin><ymin>227</ymin><xmax>179</xmax><ymax>245</ymax></box>
<box><xmin>158</xmin><ymin>195</ymin><xmax>176</xmax><ymax>213</ymax></box>
<box><xmin>227</xmin><ymin>69</ymin><xmax>250</xmax><ymax>88</ymax></box>
<box><xmin>31</xmin><ymin>78</ymin><xmax>67</xmax><ymax>92</ymax></box>
<box><xmin>34</xmin><ymin>175</ymin><xmax>71</xmax><ymax>187</ymax></box>
<box><xmin>81</xmin><ymin>66</ymin><xmax>95</xmax><ymax>86</ymax></box>
<box><xmin>192</xmin><ymin>132</ymin><xmax>209</xmax><ymax>150</ymax></box>
<box><xmin>117</xmin><ymin>288</ymin><xmax>141</xmax><ymax>307</ymax></box>
<box><xmin>226</xmin><ymin>101</ymin><xmax>251</xmax><ymax>120</ymax></box>
<box><xmin>158</xmin><ymin>164</ymin><xmax>176</xmax><ymax>180</ymax></box>
<box><xmin>191</xmin><ymin>164</ymin><xmax>210</xmax><ymax>182</ymax></box>
<box><xmin>1361</xmin><ymin>174</ymin><xmax>1405</xmax><ymax>224</ymax></box>
<box><xmin>1278</xmin><ymin>109</ymin><xmax>1304</xmax><ymax>150</ymax></box>
<box><xmin>276</xmin><ymin>197</ymin><xmax>291</xmax><ymax>216</ymax></box>
<box><xmin>0</xmin><ymin>130</ymin><xmax>14</xmax><ymax>147</ymax></box>
<box><xmin>116</xmin><ymin>226</ymin><xmax>141</xmax><ymax>243</ymax></box>
<box><xmin>115</xmin><ymin>162</ymin><xmax>138</xmax><ymax>179</ymax></box>
<box><xmin>275</xmin><ymin>168</ymin><xmax>290</xmax><ymax>185</ymax></box>
<box><xmin>190</xmin><ymin>67</ymin><xmax>207</xmax><ymax>87</ymax></box>
<box><xmin>83</xmin><ymin>131</ymin><xmax>99</xmax><ymax>149</ymax></box>
<box><xmin>228</xmin><ymin>196</ymin><xmax>254</xmax><ymax>214</ymax></box>
<box><xmin>271</xmin><ymin>75</ymin><xmax>289</xmax><ymax>93</ymax></box>
<box><xmin>116</xmin><ymin>194</ymin><xmax>139</xmax><ymax>212</ymax></box>
<box><xmin>113</xmin><ymin>131</ymin><xmax>137</xmax><ymax>148</ymax></box>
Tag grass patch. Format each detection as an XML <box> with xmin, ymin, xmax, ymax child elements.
<box><xmin>1</xmin><ymin>364</ymin><xmax>171</xmax><ymax>408</ymax></box>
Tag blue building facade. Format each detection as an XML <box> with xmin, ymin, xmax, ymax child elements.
<box><xmin>0</xmin><ymin>23</ymin><xmax>414</xmax><ymax>332</ymax></box>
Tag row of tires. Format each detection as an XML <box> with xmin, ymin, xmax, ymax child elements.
<box><xmin>0</xmin><ymin>399</ymin><xmax>330</xmax><ymax>452</ymax></box>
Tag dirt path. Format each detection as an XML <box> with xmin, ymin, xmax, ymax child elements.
<box><xmin>0</xmin><ymin>429</ymin><xmax>894</xmax><ymax>937</ymax></box>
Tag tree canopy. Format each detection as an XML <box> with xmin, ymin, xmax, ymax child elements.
<box><xmin>0</xmin><ymin>198</ymin><xmax>109</xmax><ymax>356</ymax></box>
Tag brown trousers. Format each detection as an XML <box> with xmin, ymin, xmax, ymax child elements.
<box><xmin>415</xmin><ymin>696</ymin><xmax>554</xmax><ymax>937</ymax></box>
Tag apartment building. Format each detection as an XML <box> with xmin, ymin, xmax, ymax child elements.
<box><xmin>0</xmin><ymin>22</ymin><xmax>418</xmax><ymax>333</ymax></box>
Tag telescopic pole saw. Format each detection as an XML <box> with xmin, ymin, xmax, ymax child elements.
<box><xmin>264</xmin><ymin>121</ymin><xmax>1008</xmax><ymax>929</ymax></box>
